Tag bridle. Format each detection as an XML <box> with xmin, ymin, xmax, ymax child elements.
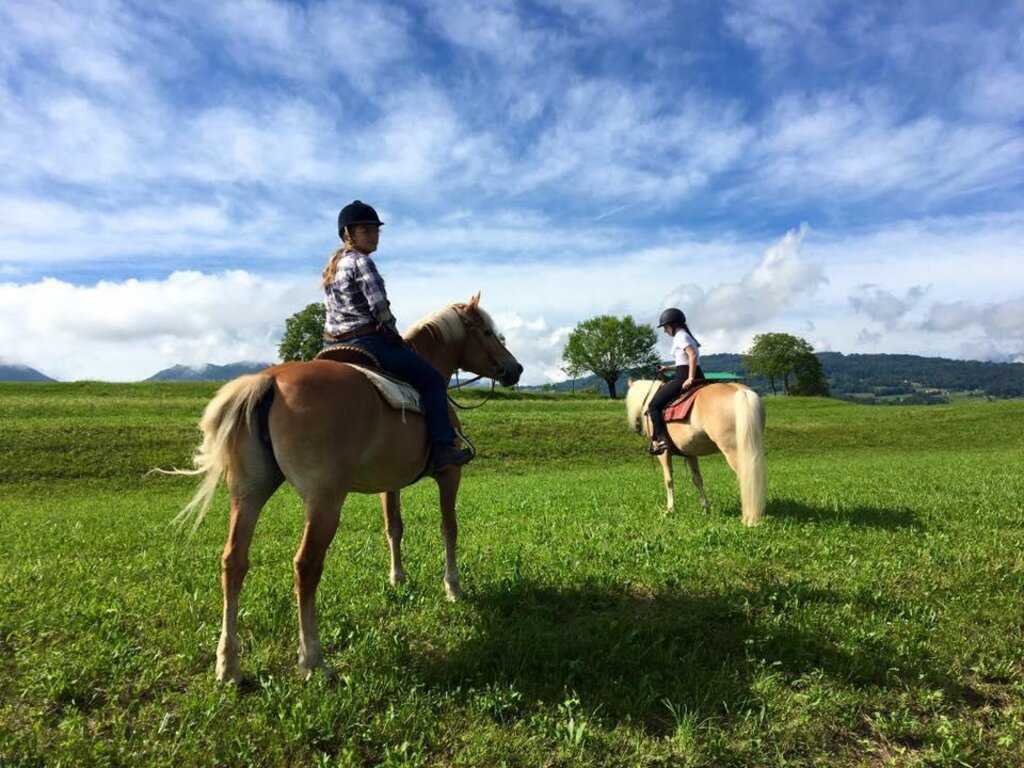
<box><xmin>446</xmin><ymin>306</ymin><xmax>506</xmax><ymax>411</ymax></box>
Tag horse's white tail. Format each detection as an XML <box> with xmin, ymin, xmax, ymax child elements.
<box><xmin>734</xmin><ymin>388</ymin><xmax>766</xmax><ymax>526</ymax></box>
<box><xmin>162</xmin><ymin>374</ymin><xmax>275</xmax><ymax>532</ymax></box>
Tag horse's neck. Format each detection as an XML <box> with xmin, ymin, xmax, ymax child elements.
<box><xmin>407</xmin><ymin>330</ymin><xmax>459</xmax><ymax>380</ymax></box>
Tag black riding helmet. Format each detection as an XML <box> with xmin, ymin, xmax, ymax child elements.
<box><xmin>338</xmin><ymin>200</ymin><xmax>384</xmax><ymax>238</ymax></box>
<box><xmin>658</xmin><ymin>307</ymin><xmax>687</xmax><ymax>328</ymax></box>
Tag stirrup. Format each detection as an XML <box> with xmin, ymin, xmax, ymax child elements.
<box><xmin>648</xmin><ymin>438</ymin><xmax>670</xmax><ymax>456</ymax></box>
<box><xmin>433</xmin><ymin>444</ymin><xmax>474</xmax><ymax>473</ymax></box>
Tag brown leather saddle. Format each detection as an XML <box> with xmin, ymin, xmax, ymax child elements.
<box><xmin>315</xmin><ymin>344</ymin><xmax>382</xmax><ymax>370</ymax></box>
<box><xmin>663</xmin><ymin>380</ymin><xmax>712</xmax><ymax>423</ymax></box>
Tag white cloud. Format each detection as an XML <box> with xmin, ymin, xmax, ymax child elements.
<box><xmin>749</xmin><ymin>91</ymin><xmax>1024</xmax><ymax>205</ymax></box>
<box><xmin>849</xmin><ymin>285</ymin><xmax>926</xmax><ymax>328</ymax></box>
<box><xmin>0</xmin><ymin>197</ymin><xmax>297</xmax><ymax>266</ymax></box>
<box><xmin>921</xmin><ymin>297</ymin><xmax>1024</xmax><ymax>339</ymax></box>
<box><xmin>179</xmin><ymin>101</ymin><xmax>342</xmax><ymax>185</ymax></box>
<box><xmin>661</xmin><ymin>224</ymin><xmax>825</xmax><ymax>333</ymax></box>
<box><xmin>723</xmin><ymin>0</ymin><xmax>833</xmax><ymax>66</ymax></box>
<box><xmin>424</xmin><ymin>0</ymin><xmax>559</xmax><ymax>69</ymax></box>
<box><xmin>3</xmin><ymin>215</ymin><xmax>1023</xmax><ymax>383</ymax></box>
<box><xmin>919</xmin><ymin>301</ymin><xmax>978</xmax><ymax>333</ymax></box>
<box><xmin>207</xmin><ymin>0</ymin><xmax>413</xmax><ymax>87</ymax></box>
<box><xmin>0</xmin><ymin>271</ymin><xmax>313</xmax><ymax>380</ymax></box>
<box><xmin>515</xmin><ymin>80</ymin><xmax>752</xmax><ymax>203</ymax></box>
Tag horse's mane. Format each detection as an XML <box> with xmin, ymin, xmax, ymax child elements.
<box><xmin>625</xmin><ymin>379</ymin><xmax>660</xmax><ymax>436</ymax></box>
<box><xmin>404</xmin><ymin>303</ymin><xmax>497</xmax><ymax>346</ymax></box>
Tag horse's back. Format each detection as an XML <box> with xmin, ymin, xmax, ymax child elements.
<box><xmin>690</xmin><ymin>382</ymin><xmax>762</xmax><ymax>450</ymax></box>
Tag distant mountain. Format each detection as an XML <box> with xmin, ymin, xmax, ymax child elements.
<box><xmin>145</xmin><ymin>361</ymin><xmax>273</xmax><ymax>382</ymax></box>
<box><xmin>526</xmin><ymin>352</ymin><xmax>1024</xmax><ymax>403</ymax></box>
<box><xmin>0</xmin><ymin>363</ymin><xmax>57</xmax><ymax>382</ymax></box>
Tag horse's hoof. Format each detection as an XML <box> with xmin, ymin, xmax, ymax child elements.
<box><xmin>215</xmin><ymin>662</ymin><xmax>243</xmax><ymax>685</ymax></box>
<box><xmin>444</xmin><ymin>583</ymin><xmax>463</xmax><ymax>602</ymax></box>
<box><xmin>390</xmin><ymin>570</ymin><xmax>407</xmax><ymax>586</ymax></box>
<box><xmin>303</xmin><ymin>663</ymin><xmax>335</xmax><ymax>682</ymax></box>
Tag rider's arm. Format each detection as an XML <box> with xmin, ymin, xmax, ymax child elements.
<box><xmin>354</xmin><ymin>255</ymin><xmax>399</xmax><ymax>334</ymax></box>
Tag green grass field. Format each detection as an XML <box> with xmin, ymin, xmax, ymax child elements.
<box><xmin>1</xmin><ymin>383</ymin><xmax>1022</xmax><ymax>767</ymax></box>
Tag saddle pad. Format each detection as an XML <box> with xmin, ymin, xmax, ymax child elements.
<box><xmin>663</xmin><ymin>381</ymin><xmax>711</xmax><ymax>423</ymax></box>
<box><xmin>345</xmin><ymin>364</ymin><xmax>423</xmax><ymax>414</ymax></box>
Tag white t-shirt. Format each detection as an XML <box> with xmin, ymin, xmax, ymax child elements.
<box><xmin>671</xmin><ymin>330</ymin><xmax>700</xmax><ymax>367</ymax></box>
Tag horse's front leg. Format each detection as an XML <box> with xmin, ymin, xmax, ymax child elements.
<box><xmin>294</xmin><ymin>492</ymin><xmax>343</xmax><ymax>679</ymax></box>
<box><xmin>380</xmin><ymin>490</ymin><xmax>406</xmax><ymax>586</ymax></box>
<box><xmin>685</xmin><ymin>455</ymin><xmax>711</xmax><ymax>514</ymax></box>
<box><xmin>658</xmin><ymin>451</ymin><xmax>675</xmax><ymax>514</ymax></box>
<box><xmin>436</xmin><ymin>468</ymin><xmax>463</xmax><ymax>600</ymax></box>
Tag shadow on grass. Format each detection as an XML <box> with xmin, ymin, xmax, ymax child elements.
<box><xmin>409</xmin><ymin>579</ymin><xmax>949</xmax><ymax>734</ymax></box>
<box><xmin>767</xmin><ymin>498</ymin><xmax>923</xmax><ymax>530</ymax></box>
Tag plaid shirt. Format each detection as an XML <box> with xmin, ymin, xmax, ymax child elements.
<box><xmin>324</xmin><ymin>249</ymin><xmax>397</xmax><ymax>336</ymax></box>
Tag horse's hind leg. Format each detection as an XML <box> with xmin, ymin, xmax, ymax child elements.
<box><xmin>658</xmin><ymin>452</ymin><xmax>675</xmax><ymax>514</ymax></box>
<box><xmin>381</xmin><ymin>490</ymin><xmax>406</xmax><ymax>586</ymax></box>
<box><xmin>294</xmin><ymin>492</ymin><xmax>344</xmax><ymax>679</ymax></box>
<box><xmin>437</xmin><ymin>470</ymin><xmax>462</xmax><ymax>601</ymax></box>
<box><xmin>217</xmin><ymin>463</ymin><xmax>282</xmax><ymax>683</ymax></box>
<box><xmin>684</xmin><ymin>455</ymin><xmax>711</xmax><ymax>514</ymax></box>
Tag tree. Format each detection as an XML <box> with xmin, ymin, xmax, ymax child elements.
<box><xmin>562</xmin><ymin>315</ymin><xmax>658</xmax><ymax>399</ymax></box>
<box><xmin>743</xmin><ymin>332</ymin><xmax>828</xmax><ymax>396</ymax></box>
<box><xmin>791</xmin><ymin>351</ymin><xmax>831</xmax><ymax>396</ymax></box>
<box><xmin>279</xmin><ymin>303</ymin><xmax>326</xmax><ymax>362</ymax></box>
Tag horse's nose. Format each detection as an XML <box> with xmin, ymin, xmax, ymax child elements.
<box><xmin>502</xmin><ymin>360</ymin><xmax>523</xmax><ymax>385</ymax></box>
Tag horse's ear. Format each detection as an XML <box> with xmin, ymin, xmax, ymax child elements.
<box><xmin>468</xmin><ymin>291</ymin><xmax>480</xmax><ymax>309</ymax></box>
<box><xmin>627</xmin><ymin>378</ymin><xmax>634</xmax><ymax>388</ymax></box>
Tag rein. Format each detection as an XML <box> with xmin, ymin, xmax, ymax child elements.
<box><xmin>447</xmin><ymin>370</ymin><xmax>496</xmax><ymax>410</ymax></box>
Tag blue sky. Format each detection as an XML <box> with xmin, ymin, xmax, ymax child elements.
<box><xmin>1</xmin><ymin>0</ymin><xmax>1022</xmax><ymax>382</ymax></box>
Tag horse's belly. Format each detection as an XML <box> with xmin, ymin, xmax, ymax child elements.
<box><xmin>270</xmin><ymin>367</ymin><xmax>431</xmax><ymax>494</ymax></box>
<box><xmin>667</xmin><ymin>424</ymin><xmax>719</xmax><ymax>456</ymax></box>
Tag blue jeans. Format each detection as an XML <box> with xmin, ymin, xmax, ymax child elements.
<box><xmin>340</xmin><ymin>333</ymin><xmax>455</xmax><ymax>445</ymax></box>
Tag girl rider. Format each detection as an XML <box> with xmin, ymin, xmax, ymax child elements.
<box><xmin>321</xmin><ymin>200</ymin><xmax>473</xmax><ymax>473</ymax></box>
<box><xmin>647</xmin><ymin>307</ymin><xmax>705</xmax><ymax>455</ymax></box>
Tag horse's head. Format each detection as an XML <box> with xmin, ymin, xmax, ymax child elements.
<box><xmin>405</xmin><ymin>293</ymin><xmax>524</xmax><ymax>387</ymax></box>
<box><xmin>453</xmin><ymin>293</ymin><xmax>523</xmax><ymax>387</ymax></box>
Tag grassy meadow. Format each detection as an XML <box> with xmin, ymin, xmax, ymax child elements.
<box><xmin>1</xmin><ymin>382</ymin><xmax>1022</xmax><ymax>767</ymax></box>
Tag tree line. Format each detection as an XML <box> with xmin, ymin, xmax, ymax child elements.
<box><xmin>280</xmin><ymin>303</ymin><xmax>1023</xmax><ymax>401</ymax></box>
<box><xmin>559</xmin><ymin>317</ymin><xmax>828</xmax><ymax>398</ymax></box>
<box><xmin>279</xmin><ymin>305</ymin><xmax>830</xmax><ymax>399</ymax></box>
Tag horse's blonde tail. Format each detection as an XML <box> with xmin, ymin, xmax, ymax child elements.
<box><xmin>734</xmin><ymin>388</ymin><xmax>766</xmax><ymax>526</ymax></box>
<box><xmin>161</xmin><ymin>374</ymin><xmax>275</xmax><ymax>532</ymax></box>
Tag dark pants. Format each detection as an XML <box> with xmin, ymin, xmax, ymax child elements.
<box><xmin>338</xmin><ymin>333</ymin><xmax>455</xmax><ymax>445</ymax></box>
<box><xmin>647</xmin><ymin>365</ymin><xmax>705</xmax><ymax>439</ymax></box>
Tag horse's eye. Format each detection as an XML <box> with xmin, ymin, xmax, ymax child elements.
<box><xmin>483</xmin><ymin>329</ymin><xmax>494</xmax><ymax>337</ymax></box>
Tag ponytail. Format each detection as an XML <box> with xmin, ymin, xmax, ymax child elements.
<box><xmin>681</xmin><ymin>323</ymin><xmax>701</xmax><ymax>348</ymax></box>
<box><xmin>321</xmin><ymin>247</ymin><xmax>347</xmax><ymax>289</ymax></box>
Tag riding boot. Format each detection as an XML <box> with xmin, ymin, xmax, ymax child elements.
<box><xmin>648</xmin><ymin>434</ymin><xmax>671</xmax><ymax>455</ymax></box>
<box><xmin>432</xmin><ymin>441</ymin><xmax>474</xmax><ymax>473</ymax></box>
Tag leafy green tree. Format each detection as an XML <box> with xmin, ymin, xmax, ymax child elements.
<box><xmin>743</xmin><ymin>332</ymin><xmax>825</xmax><ymax>396</ymax></box>
<box><xmin>562</xmin><ymin>315</ymin><xmax>658</xmax><ymax>399</ymax></box>
<box><xmin>791</xmin><ymin>350</ymin><xmax>831</xmax><ymax>396</ymax></box>
<box><xmin>279</xmin><ymin>303</ymin><xmax>326</xmax><ymax>362</ymax></box>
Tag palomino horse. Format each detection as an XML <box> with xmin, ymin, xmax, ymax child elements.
<box><xmin>171</xmin><ymin>293</ymin><xmax>522</xmax><ymax>682</ymax></box>
<box><xmin>625</xmin><ymin>379</ymin><xmax>766</xmax><ymax>526</ymax></box>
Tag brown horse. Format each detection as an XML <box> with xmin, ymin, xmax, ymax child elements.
<box><xmin>170</xmin><ymin>293</ymin><xmax>522</xmax><ymax>682</ymax></box>
<box><xmin>625</xmin><ymin>379</ymin><xmax>766</xmax><ymax>526</ymax></box>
